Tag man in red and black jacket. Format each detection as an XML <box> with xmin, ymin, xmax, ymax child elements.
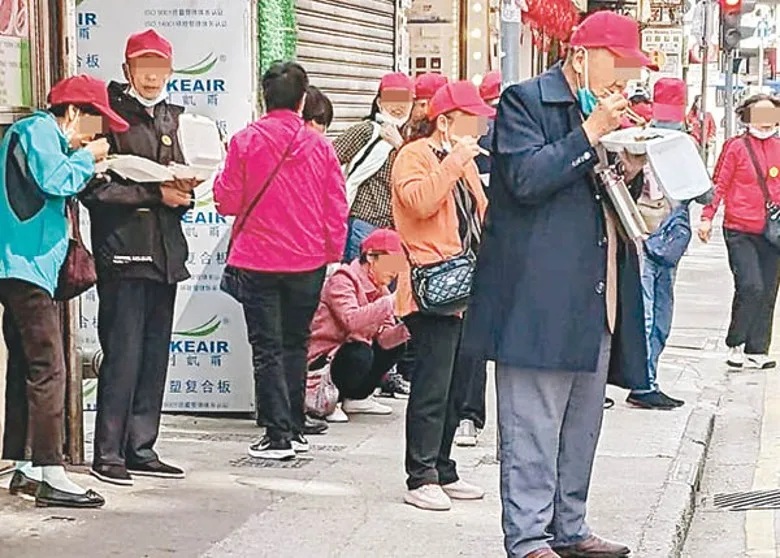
<box><xmin>81</xmin><ymin>28</ymin><xmax>196</xmax><ymax>487</ymax></box>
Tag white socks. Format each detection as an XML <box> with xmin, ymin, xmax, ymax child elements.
<box><xmin>15</xmin><ymin>461</ymin><xmax>43</xmax><ymax>482</ymax></box>
<box><xmin>41</xmin><ymin>465</ymin><xmax>87</xmax><ymax>495</ymax></box>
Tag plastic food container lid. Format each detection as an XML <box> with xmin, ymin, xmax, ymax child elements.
<box><xmin>177</xmin><ymin>113</ymin><xmax>224</xmax><ymax>168</ymax></box>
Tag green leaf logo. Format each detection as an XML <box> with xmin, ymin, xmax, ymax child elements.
<box><xmin>195</xmin><ymin>190</ymin><xmax>214</xmax><ymax>208</ymax></box>
<box><xmin>76</xmin><ymin>0</ymin><xmax>86</xmax><ymax>5</ymax></box>
<box><xmin>175</xmin><ymin>53</ymin><xmax>219</xmax><ymax>76</ymax></box>
<box><xmin>174</xmin><ymin>315</ymin><xmax>222</xmax><ymax>337</ymax></box>
<box><xmin>83</xmin><ymin>380</ymin><xmax>98</xmax><ymax>399</ymax></box>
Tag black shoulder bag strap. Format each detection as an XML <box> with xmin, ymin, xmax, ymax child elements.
<box><xmin>227</xmin><ymin>125</ymin><xmax>303</xmax><ymax>257</ymax></box>
<box><xmin>743</xmin><ymin>136</ymin><xmax>773</xmax><ymax>207</ymax></box>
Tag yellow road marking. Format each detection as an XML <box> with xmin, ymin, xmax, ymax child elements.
<box><xmin>745</xmin><ymin>371</ymin><xmax>780</xmax><ymax>557</ymax></box>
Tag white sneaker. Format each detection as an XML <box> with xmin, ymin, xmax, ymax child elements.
<box><xmin>745</xmin><ymin>354</ymin><xmax>777</xmax><ymax>370</ymax></box>
<box><xmin>441</xmin><ymin>479</ymin><xmax>485</xmax><ymax>500</ymax></box>
<box><xmin>454</xmin><ymin>419</ymin><xmax>479</xmax><ymax>447</ymax></box>
<box><xmin>727</xmin><ymin>346</ymin><xmax>744</xmax><ymax>368</ymax></box>
<box><xmin>291</xmin><ymin>433</ymin><xmax>309</xmax><ymax>453</ymax></box>
<box><xmin>325</xmin><ymin>404</ymin><xmax>349</xmax><ymax>423</ymax></box>
<box><xmin>404</xmin><ymin>484</ymin><xmax>452</xmax><ymax>511</ymax></box>
<box><xmin>342</xmin><ymin>397</ymin><xmax>392</xmax><ymax>415</ymax></box>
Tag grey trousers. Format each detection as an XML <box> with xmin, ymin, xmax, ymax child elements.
<box><xmin>496</xmin><ymin>333</ymin><xmax>612</xmax><ymax>558</ymax></box>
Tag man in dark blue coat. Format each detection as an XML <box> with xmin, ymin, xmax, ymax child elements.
<box><xmin>462</xmin><ymin>12</ymin><xmax>655</xmax><ymax>558</ymax></box>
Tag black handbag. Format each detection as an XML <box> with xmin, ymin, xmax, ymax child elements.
<box><xmin>743</xmin><ymin>137</ymin><xmax>780</xmax><ymax>251</ymax></box>
<box><xmin>407</xmin><ymin>182</ymin><xmax>478</xmax><ymax>316</ymax></box>
<box><xmin>409</xmin><ymin>252</ymin><xmax>476</xmax><ymax>316</ymax></box>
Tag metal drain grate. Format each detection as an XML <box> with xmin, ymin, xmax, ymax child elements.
<box><xmin>309</xmin><ymin>444</ymin><xmax>347</xmax><ymax>453</ymax></box>
<box><xmin>167</xmin><ymin>432</ymin><xmax>348</xmax><ymax>453</ymax></box>
<box><xmin>230</xmin><ymin>456</ymin><xmax>312</xmax><ymax>469</ymax></box>
<box><xmin>168</xmin><ymin>432</ymin><xmax>256</xmax><ymax>443</ymax></box>
<box><xmin>713</xmin><ymin>490</ymin><xmax>780</xmax><ymax>511</ymax></box>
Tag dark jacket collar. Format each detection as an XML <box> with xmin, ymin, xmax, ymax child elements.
<box><xmin>540</xmin><ymin>63</ymin><xmax>577</xmax><ymax>105</ymax></box>
<box><xmin>107</xmin><ymin>81</ymin><xmax>184</xmax><ymax>121</ymax></box>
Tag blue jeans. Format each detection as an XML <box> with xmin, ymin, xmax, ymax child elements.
<box><xmin>343</xmin><ymin>218</ymin><xmax>377</xmax><ymax>263</ymax></box>
<box><xmin>635</xmin><ymin>254</ymin><xmax>676</xmax><ymax>395</ymax></box>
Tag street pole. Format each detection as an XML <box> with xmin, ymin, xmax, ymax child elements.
<box><xmin>699</xmin><ymin>0</ymin><xmax>711</xmax><ymax>161</ymax></box>
<box><xmin>500</xmin><ymin>0</ymin><xmax>521</xmax><ymax>87</ymax></box>
<box><xmin>495</xmin><ymin>0</ymin><xmax>522</xmax><ymax>463</ymax></box>
<box><xmin>725</xmin><ymin>50</ymin><xmax>735</xmax><ymax>139</ymax></box>
<box><xmin>758</xmin><ymin>18</ymin><xmax>765</xmax><ymax>88</ymax></box>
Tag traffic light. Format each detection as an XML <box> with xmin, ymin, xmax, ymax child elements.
<box><xmin>720</xmin><ymin>0</ymin><xmax>758</xmax><ymax>51</ymax></box>
<box><xmin>720</xmin><ymin>0</ymin><xmax>743</xmax><ymax>51</ymax></box>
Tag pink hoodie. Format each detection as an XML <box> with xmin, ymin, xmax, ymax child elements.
<box><xmin>214</xmin><ymin>110</ymin><xmax>348</xmax><ymax>272</ymax></box>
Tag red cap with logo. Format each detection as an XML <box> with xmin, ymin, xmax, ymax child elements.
<box><xmin>48</xmin><ymin>75</ymin><xmax>130</xmax><ymax>132</ymax></box>
<box><xmin>569</xmin><ymin>11</ymin><xmax>658</xmax><ymax>71</ymax></box>
<box><xmin>428</xmin><ymin>81</ymin><xmax>496</xmax><ymax>120</ymax></box>
<box><xmin>415</xmin><ymin>73</ymin><xmax>449</xmax><ymax>100</ymax></box>
<box><xmin>652</xmin><ymin>78</ymin><xmax>686</xmax><ymax>123</ymax></box>
<box><xmin>479</xmin><ymin>71</ymin><xmax>502</xmax><ymax>102</ymax></box>
<box><xmin>125</xmin><ymin>28</ymin><xmax>173</xmax><ymax>61</ymax></box>
<box><xmin>380</xmin><ymin>72</ymin><xmax>414</xmax><ymax>93</ymax></box>
<box><xmin>361</xmin><ymin>229</ymin><xmax>404</xmax><ymax>255</ymax></box>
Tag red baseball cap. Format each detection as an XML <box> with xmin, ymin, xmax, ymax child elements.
<box><xmin>479</xmin><ymin>71</ymin><xmax>502</xmax><ymax>102</ymax></box>
<box><xmin>428</xmin><ymin>81</ymin><xmax>496</xmax><ymax>120</ymax></box>
<box><xmin>570</xmin><ymin>12</ymin><xmax>658</xmax><ymax>71</ymax></box>
<box><xmin>415</xmin><ymin>73</ymin><xmax>449</xmax><ymax>100</ymax></box>
<box><xmin>48</xmin><ymin>75</ymin><xmax>129</xmax><ymax>133</ymax></box>
<box><xmin>632</xmin><ymin>100</ymin><xmax>654</xmax><ymax>122</ymax></box>
<box><xmin>652</xmin><ymin>78</ymin><xmax>686</xmax><ymax>123</ymax></box>
<box><xmin>361</xmin><ymin>229</ymin><xmax>404</xmax><ymax>255</ymax></box>
<box><xmin>380</xmin><ymin>72</ymin><xmax>414</xmax><ymax>94</ymax></box>
<box><xmin>125</xmin><ymin>29</ymin><xmax>173</xmax><ymax>61</ymax></box>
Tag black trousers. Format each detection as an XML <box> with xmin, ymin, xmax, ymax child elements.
<box><xmin>724</xmin><ymin>229</ymin><xmax>780</xmax><ymax>354</ymax></box>
<box><xmin>0</xmin><ymin>279</ymin><xmax>65</xmax><ymax>466</ymax></box>
<box><xmin>396</xmin><ymin>340</ymin><xmax>416</xmax><ymax>381</ymax></box>
<box><xmin>330</xmin><ymin>341</ymin><xmax>406</xmax><ymax>400</ymax></box>
<box><xmin>231</xmin><ymin>267</ymin><xmax>325</xmax><ymax>443</ymax></box>
<box><xmin>93</xmin><ymin>278</ymin><xmax>176</xmax><ymax>467</ymax></box>
<box><xmin>454</xmin><ymin>345</ymin><xmax>487</xmax><ymax>429</ymax></box>
<box><xmin>404</xmin><ymin>313</ymin><xmax>465</xmax><ymax>490</ymax></box>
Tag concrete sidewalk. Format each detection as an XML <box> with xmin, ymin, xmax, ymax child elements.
<box><xmin>0</xmin><ymin>223</ymin><xmax>734</xmax><ymax>558</ymax></box>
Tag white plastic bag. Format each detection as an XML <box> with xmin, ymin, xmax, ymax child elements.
<box><xmin>305</xmin><ymin>363</ymin><xmax>339</xmax><ymax>419</ymax></box>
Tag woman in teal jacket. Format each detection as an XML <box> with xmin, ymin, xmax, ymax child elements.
<box><xmin>0</xmin><ymin>74</ymin><xmax>127</xmax><ymax>509</ymax></box>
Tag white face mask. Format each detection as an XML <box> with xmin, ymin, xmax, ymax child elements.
<box><xmin>748</xmin><ymin>126</ymin><xmax>777</xmax><ymax>140</ymax></box>
<box><xmin>377</xmin><ymin>111</ymin><xmax>408</xmax><ymax>128</ymax></box>
<box><xmin>127</xmin><ymin>83</ymin><xmax>169</xmax><ymax>108</ymax></box>
<box><xmin>60</xmin><ymin>108</ymin><xmax>80</xmax><ymax>142</ymax></box>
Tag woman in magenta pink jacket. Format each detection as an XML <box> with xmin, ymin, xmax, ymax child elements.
<box><xmin>214</xmin><ymin>63</ymin><xmax>348</xmax><ymax>461</ymax></box>
<box><xmin>308</xmin><ymin>229</ymin><xmax>410</xmax><ymax>420</ymax></box>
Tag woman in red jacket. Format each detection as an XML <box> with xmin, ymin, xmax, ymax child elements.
<box><xmin>699</xmin><ymin>94</ymin><xmax>780</xmax><ymax>369</ymax></box>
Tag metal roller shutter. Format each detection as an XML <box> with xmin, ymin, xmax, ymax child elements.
<box><xmin>296</xmin><ymin>0</ymin><xmax>396</xmax><ymax>134</ymax></box>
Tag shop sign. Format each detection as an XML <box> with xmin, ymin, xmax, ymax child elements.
<box><xmin>648</xmin><ymin>0</ymin><xmax>685</xmax><ymax>25</ymax></box>
<box><xmin>0</xmin><ymin>0</ymin><xmax>32</xmax><ymax>107</ymax></box>
<box><xmin>642</xmin><ymin>26</ymin><xmax>684</xmax><ymax>78</ymax></box>
<box><xmin>76</xmin><ymin>0</ymin><xmax>257</xmax><ymax>412</ymax></box>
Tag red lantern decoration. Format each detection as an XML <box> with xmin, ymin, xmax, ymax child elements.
<box><xmin>524</xmin><ymin>0</ymin><xmax>580</xmax><ymax>43</ymax></box>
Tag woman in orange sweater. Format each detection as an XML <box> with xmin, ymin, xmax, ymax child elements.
<box><xmin>391</xmin><ymin>81</ymin><xmax>490</xmax><ymax>511</ymax></box>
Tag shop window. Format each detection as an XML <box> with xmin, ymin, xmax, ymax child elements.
<box><xmin>0</xmin><ymin>0</ymin><xmax>34</xmax><ymax>126</ymax></box>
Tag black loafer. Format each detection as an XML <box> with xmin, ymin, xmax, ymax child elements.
<box><xmin>127</xmin><ymin>460</ymin><xmax>185</xmax><ymax>479</ymax></box>
<box><xmin>9</xmin><ymin>470</ymin><xmax>40</xmax><ymax>498</ymax></box>
<box><xmin>35</xmin><ymin>481</ymin><xmax>105</xmax><ymax>509</ymax></box>
<box><xmin>90</xmin><ymin>463</ymin><xmax>134</xmax><ymax>486</ymax></box>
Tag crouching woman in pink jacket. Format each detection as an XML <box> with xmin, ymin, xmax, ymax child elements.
<box><xmin>308</xmin><ymin>229</ymin><xmax>410</xmax><ymax>422</ymax></box>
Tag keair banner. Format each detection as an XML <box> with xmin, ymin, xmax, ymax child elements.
<box><xmin>76</xmin><ymin>0</ymin><xmax>257</xmax><ymax>412</ymax></box>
